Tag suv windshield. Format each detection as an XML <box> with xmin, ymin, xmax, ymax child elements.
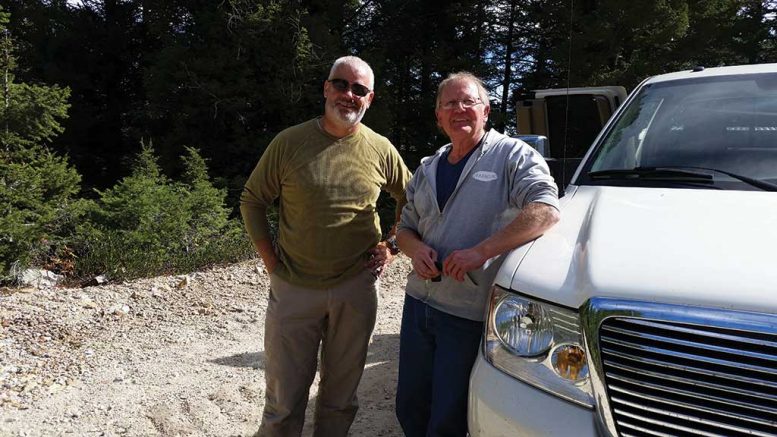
<box><xmin>580</xmin><ymin>73</ymin><xmax>777</xmax><ymax>191</ymax></box>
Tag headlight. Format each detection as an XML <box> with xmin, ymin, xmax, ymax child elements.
<box><xmin>485</xmin><ymin>285</ymin><xmax>594</xmax><ymax>407</ymax></box>
<box><xmin>493</xmin><ymin>296</ymin><xmax>554</xmax><ymax>356</ymax></box>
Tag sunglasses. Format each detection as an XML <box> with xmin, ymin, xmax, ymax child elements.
<box><xmin>328</xmin><ymin>78</ymin><xmax>371</xmax><ymax>97</ymax></box>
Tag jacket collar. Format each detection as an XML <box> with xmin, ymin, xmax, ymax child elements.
<box><xmin>420</xmin><ymin>129</ymin><xmax>501</xmax><ymax>195</ymax></box>
<box><xmin>420</xmin><ymin>129</ymin><xmax>500</xmax><ymax>168</ymax></box>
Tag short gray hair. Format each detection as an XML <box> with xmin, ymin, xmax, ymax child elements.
<box><xmin>436</xmin><ymin>72</ymin><xmax>490</xmax><ymax>109</ymax></box>
<box><xmin>328</xmin><ymin>56</ymin><xmax>375</xmax><ymax>89</ymax></box>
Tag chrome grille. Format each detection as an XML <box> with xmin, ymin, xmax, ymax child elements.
<box><xmin>598</xmin><ymin>314</ymin><xmax>777</xmax><ymax>437</ymax></box>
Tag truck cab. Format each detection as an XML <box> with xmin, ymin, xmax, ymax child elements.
<box><xmin>469</xmin><ymin>64</ymin><xmax>777</xmax><ymax>436</ymax></box>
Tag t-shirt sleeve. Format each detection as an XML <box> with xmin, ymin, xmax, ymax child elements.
<box><xmin>382</xmin><ymin>140</ymin><xmax>412</xmax><ymax>203</ymax></box>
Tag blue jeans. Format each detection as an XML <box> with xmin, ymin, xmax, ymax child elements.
<box><xmin>395</xmin><ymin>294</ymin><xmax>484</xmax><ymax>437</ymax></box>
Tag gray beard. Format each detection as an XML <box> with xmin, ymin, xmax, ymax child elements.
<box><xmin>326</xmin><ymin>100</ymin><xmax>367</xmax><ymax>129</ymax></box>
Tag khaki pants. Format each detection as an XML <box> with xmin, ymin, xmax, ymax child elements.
<box><xmin>256</xmin><ymin>270</ymin><xmax>379</xmax><ymax>437</ymax></box>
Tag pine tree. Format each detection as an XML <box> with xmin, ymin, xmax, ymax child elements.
<box><xmin>0</xmin><ymin>6</ymin><xmax>84</xmax><ymax>279</ymax></box>
<box><xmin>178</xmin><ymin>146</ymin><xmax>229</xmax><ymax>253</ymax></box>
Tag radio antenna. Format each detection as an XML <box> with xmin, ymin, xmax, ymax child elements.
<box><xmin>561</xmin><ymin>0</ymin><xmax>574</xmax><ymax>191</ymax></box>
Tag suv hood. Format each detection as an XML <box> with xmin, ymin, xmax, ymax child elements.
<box><xmin>505</xmin><ymin>185</ymin><xmax>777</xmax><ymax>313</ymax></box>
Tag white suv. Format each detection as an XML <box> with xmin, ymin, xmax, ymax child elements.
<box><xmin>468</xmin><ymin>64</ymin><xmax>777</xmax><ymax>436</ymax></box>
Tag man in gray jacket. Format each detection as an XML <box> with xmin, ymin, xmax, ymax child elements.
<box><xmin>394</xmin><ymin>72</ymin><xmax>560</xmax><ymax>436</ymax></box>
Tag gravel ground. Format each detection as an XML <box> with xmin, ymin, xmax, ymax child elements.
<box><xmin>0</xmin><ymin>255</ymin><xmax>412</xmax><ymax>437</ymax></box>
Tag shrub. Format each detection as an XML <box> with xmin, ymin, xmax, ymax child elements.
<box><xmin>73</xmin><ymin>144</ymin><xmax>253</xmax><ymax>281</ymax></box>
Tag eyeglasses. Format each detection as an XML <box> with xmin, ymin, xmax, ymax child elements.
<box><xmin>440</xmin><ymin>98</ymin><xmax>483</xmax><ymax>110</ymax></box>
<box><xmin>328</xmin><ymin>79</ymin><xmax>371</xmax><ymax>97</ymax></box>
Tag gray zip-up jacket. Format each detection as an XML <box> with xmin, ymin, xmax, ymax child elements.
<box><xmin>398</xmin><ymin>129</ymin><xmax>559</xmax><ymax>321</ymax></box>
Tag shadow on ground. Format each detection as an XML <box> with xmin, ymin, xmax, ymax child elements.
<box><xmin>211</xmin><ymin>333</ymin><xmax>402</xmax><ymax>435</ymax></box>
<box><xmin>210</xmin><ymin>351</ymin><xmax>265</xmax><ymax>369</ymax></box>
<box><xmin>210</xmin><ymin>332</ymin><xmax>399</xmax><ymax>371</ymax></box>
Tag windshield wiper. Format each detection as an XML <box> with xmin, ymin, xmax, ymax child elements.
<box><xmin>649</xmin><ymin>166</ymin><xmax>777</xmax><ymax>192</ymax></box>
<box><xmin>588</xmin><ymin>166</ymin><xmax>777</xmax><ymax>191</ymax></box>
<box><xmin>588</xmin><ymin>167</ymin><xmax>714</xmax><ymax>182</ymax></box>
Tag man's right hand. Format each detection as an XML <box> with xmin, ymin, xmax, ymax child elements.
<box><xmin>396</xmin><ymin>229</ymin><xmax>441</xmax><ymax>280</ymax></box>
<box><xmin>256</xmin><ymin>238</ymin><xmax>279</xmax><ymax>275</ymax></box>
<box><xmin>410</xmin><ymin>245</ymin><xmax>440</xmax><ymax>280</ymax></box>
<box><xmin>263</xmin><ymin>255</ymin><xmax>279</xmax><ymax>275</ymax></box>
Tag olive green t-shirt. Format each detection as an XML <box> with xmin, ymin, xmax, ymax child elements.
<box><xmin>240</xmin><ymin>118</ymin><xmax>411</xmax><ymax>288</ymax></box>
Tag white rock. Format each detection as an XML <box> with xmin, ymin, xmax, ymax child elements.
<box><xmin>19</xmin><ymin>269</ymin><xmax>62</xmax><ymax>289</ymax></box>
<box><xmin>106</xmin><ymin>304</ymin><xmax>130</xmax><ymax>315</ymax></box>
<box><xmin>151</xmin><ymin>284</ymin><xmax>171</xmax><ymax>296</ymax></box>
<box><xmin>81</xmin><ymin>297</ymin><xmax>98</xmax><ymax>309</ymax></box>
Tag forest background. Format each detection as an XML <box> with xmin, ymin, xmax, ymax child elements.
<box><xmin>1</xmin><ymin>0</ymin><xmax>775</xmax><ymax>284</ymax></box>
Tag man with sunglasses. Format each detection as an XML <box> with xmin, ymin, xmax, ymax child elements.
<box><xmin>394</xmin><ymin>72</ymin><xmax>560</xmax><ymax>436</ymax></box>
<box><xmin>240</xmin><ymin>56</ymin><xmax>410</xmax><ymax>437</ymax></box>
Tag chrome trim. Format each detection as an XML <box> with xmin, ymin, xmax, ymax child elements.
<box><xmin>549</xmin><ymin>307</ymin><xmax>580</xmax><ymax>335</ymax></box>
<box><xmin>601</xmin><ymin>324</ymin><xmax>777</xmax><ymax>363</ymax></box>
<box><xmin>605</xmin><ymin>372</ymin><xmax>777</xmax><ymax>415</ymax></box>
<box><xmin>599</xmin><ymin>335</ymin><xmax>776</xmax><ymax>375</ymax></box>
<box><xmin>580</xmin><ymin>298</ymin><xmax>777</xmax><ymax>437</ymax></box>
<box><xmin>601</xmin><ymin>349</ymin><xmax>776</xmax><ymax>389</ymax></box>
<box><xmin>613</xmin><ymin>408</ymin><xmax>731</xmax><ymax>437</ymax></box>
<box><xmin>608</xmin><ymin>385</ymin><xmax>772</xmax><ymax>427</ymax></box>
<box><xmin>612</xmin><ymin>397</ymin><xmax>774</xmax><ymax>437</ymax></box>
<box><xmin>618</xmin><ymin>420</ymin><xmax>675</xmax><ymax>437</ymax></box>
<box><xmin>614</xmin><ymin>318</ymin><xmax>777</xmax><ymax>349</ymax></box>
<box><xmin>603</xmin><ymin>362</ymin><xmax>777</xmax><ymax>402</ymax></box>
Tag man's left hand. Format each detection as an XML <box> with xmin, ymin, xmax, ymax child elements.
<box><xmin>365</xmin><ymin>243</ymin><xmax>393</xmax><ymax>278</ymax></box>
<box><xmin>443</xmin><ymin>247</ymin><xmax>487</xmax><ymax>282</ymax></box>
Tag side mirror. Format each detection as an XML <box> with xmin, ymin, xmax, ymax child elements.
<box><xmin>514</xmin><ymin>134</ymin><xmax>551</xmax><ymax>158</ymax></box>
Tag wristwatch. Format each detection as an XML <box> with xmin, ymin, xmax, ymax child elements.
<box><xmin>385</xmin><ymin>235</ymin><xmax>400</xmax><ymax>255</ymax></box>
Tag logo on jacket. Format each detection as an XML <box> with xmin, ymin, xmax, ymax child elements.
<box><xmin>472</xmin><ymin>171</ymin><xmax>498</xmax><ymax>182</ymax></box>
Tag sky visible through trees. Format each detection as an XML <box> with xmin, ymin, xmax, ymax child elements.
<box><xmin>1</xmin><ymin>0</ymin><xmax>775</xmax><ymax>202</ymax></box>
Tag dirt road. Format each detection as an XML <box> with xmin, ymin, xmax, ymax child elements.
<box><xmin>0</xmin><ymin>256</ymin><xmax>412</xmax><ymax>437</ymax></box>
